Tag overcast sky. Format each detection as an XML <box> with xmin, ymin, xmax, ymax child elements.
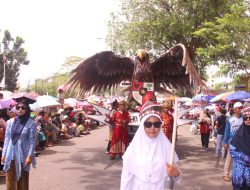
<box><xmin>0</xmin><ymin>0</ymin><xmax>118</xmax><ymax>87</ymax></box>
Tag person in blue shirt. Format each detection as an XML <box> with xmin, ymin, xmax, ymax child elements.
<box><xmin>223</xmin><ymin>102</ymin><xmax>243</xmax><ymax>182</ymax></box>
<box><xmin>230</xmin><ymin>102</ymin><xmax>250</xmax><ymax>190</ymax></box>
<box><xmin>1</xmin><ymin>97</ymin><xmax>37</xmax><ymax>190</ymax></box>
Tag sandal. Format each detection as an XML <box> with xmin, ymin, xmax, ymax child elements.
<box><xmin>223</xmin><ymin>175</ymin><xmax>231</xmax><ymax>182</ymax></box>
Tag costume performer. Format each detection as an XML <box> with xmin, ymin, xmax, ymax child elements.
<box><xmin>108</xmin><ymin>100</ymin><xmax>130</xmax><ymax>160</ymax></box>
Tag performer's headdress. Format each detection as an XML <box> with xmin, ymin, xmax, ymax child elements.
<box><xmin>139</xmin><ymin>101</ymin><xmax>162</xmax><ymax>120</ymax></box>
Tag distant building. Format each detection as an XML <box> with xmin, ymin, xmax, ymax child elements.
<box><xmin>234</xmin><ymin>76</ymin><xmax>250</xmax><ymax>92</ymax></box>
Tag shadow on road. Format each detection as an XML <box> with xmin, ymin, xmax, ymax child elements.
<box><xmin>57</xmin><ymin>147</ymin><xmax>122</xmax><ymax>190</ymax></box>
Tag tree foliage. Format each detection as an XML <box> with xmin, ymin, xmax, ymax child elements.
<box><xmin>106</xmin><ymin>0</ymin><xmax>249</xmax><ymax>80</ymax></box>
<box><xmin>0</xmin><ymin>30</ymin><xmax>29</xmax><ymax>91</ymax></box>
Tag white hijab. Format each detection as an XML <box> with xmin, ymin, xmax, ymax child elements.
<box><xmin>122</xmin><ymin>113</ymin><xmax>178</xmax><ymax>183</ymax></box>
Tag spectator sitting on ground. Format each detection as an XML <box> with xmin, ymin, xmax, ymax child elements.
<box><xmin>43</xmin><ymin>112</ymin><xmax>60</xmax><ymax>145</ymax></box>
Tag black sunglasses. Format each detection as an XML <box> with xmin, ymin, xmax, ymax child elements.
<box><xmin>144</xmin><ymin>121</ymin><xmax>162</xmax><ymax>128</ymax></box>
<box><xmin>16</xmin><ymin>105</ymin><xmax>26</xmax><ymax>110</ymax></box>
<box><xmin>243</xmin><ymin>116</ymin><xmax>250</xmax><ymax>121</ymax></box>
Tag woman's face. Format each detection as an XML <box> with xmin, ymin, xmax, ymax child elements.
<box><xmin>15</xmin><ymin>103</ymin><xmax>27</xmax><ymax>116</ymax></box>
<box><xmin>243</xmin><ymin>114</ymin><xmax>250</xmax><ymax>126</ymax></box>
<box><xmin>144</xmin><ymin>116</ymin><xmax>162</xmax><ymax>138</ymax></box>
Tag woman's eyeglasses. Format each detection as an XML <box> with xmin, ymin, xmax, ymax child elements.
<box><xmin>144</xmin><ymin>121</ymin><xmax>162</xmax><ymax>128</ymax></box>
<box><xmin>243</xmin><ymin>116</ymin><xmax>250</xmax><ymax>121</ymax></box>
<box><xmin>16</xmin><ymin>105</ymin><xmax>26</xmax><ymax>110</ymax></box>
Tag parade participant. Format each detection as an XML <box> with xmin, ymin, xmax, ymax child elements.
<box><xmin>161</xmin><ymin>101</ymin><xmax>174</xmax><ymax>142</ymax></box>
<box><xmin>215</xmin><ymin>108</ymin><xmax>227</xmax><ymax>158</ymax></box>
<box><xmin>106</xmin><ymin>100</ymin><xmax>119</xmax><ymax>154</ymax></box>
<box><xmin>230</xmin><ymin>102</ymin><xmax>250</xmax><ymax>190</ymax></box>
<box><xmin>223</xmin><ymin>102</ymin><xmax>243</xmax><ymax>182</ymax></box>
<box><xmin>1</xmin><ymin>97</ymin><xmax>37</xmax><ymax>190</ymax></box>
<box><xmin>107</xmin><ymin>100</ymin><xmax>129</xmax><ymax>160</ymax></box>
<box><xmin>199</xmin><ymin>110</ymin><xmax>211</xmax><ymax>150</ymax></box>
<box><xmin>120</xmin><ymin>101</ymin><xmax>181</xmax><ymax>190</ymax></box>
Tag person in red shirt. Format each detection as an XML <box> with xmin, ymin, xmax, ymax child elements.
<box><xmin>107</xmin><ymin>100</ymin><xmax>130</xmax><ymax>160</ymax></box>
<box><xmin>199</xmin><ymin>110</ymin><xmax>211</xmax><ymax>150</ymax></box>
<box><xmin>161</xmin><ymin>101</ymin><xmax>174</xmax><ymax>142</ymax></box>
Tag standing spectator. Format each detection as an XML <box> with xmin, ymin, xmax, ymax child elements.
<box><xmin>0</xmin><ymin>112</ymin><xmax>6</xmax><ymax>176</ymax></box>
<box><xmin>120</xmin><ymin>101</ymin><xmax>181</xmax><ymax>189</ymax></box>
<box><xmin>199</xmin><ymin>110</ymin><xmax>211</xmax><ymax>150</ymax></box>
<box><xmin>223</xmin><ymin>102</ymin><xmax>243</xmax><ymax>182</ymax></box>
<box><xmin>57</xmin><ymin>89</ymin><xmax>64</xmax><ymax>107</ymax></box>
<box><xmin>1</xmin><ymin>98</ymin><xmax>37</xmax><ymax>190</ymax></box>
<box><xmin>107</xmin><ymin>100</ymin><xmax>129</xmax><ymax>160</ymax></box>
<box><xmin>215</xmin><ymin>108</ymin><xmax>227</xmax><ymax>158</ymax></box>
<box><xmin>230</xmin><ymin>102</ymin><xmax>250</xmax><ymax>190</ymax></box>
<box><xmin>161</xmin><ymin>101</ymin><xmax>174</xmax><ymax>142</ymax></box>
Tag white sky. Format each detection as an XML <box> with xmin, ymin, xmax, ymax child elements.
<box><xmin>0</xmin><ymin>0</ymin><xmax>119</xmax><ymax>87</ymax></box>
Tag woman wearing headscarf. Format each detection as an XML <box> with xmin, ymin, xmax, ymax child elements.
<box><xmin>230</xmin><ymin>102</ymin><xmax>250</xmax><ymax>190</ymax></box>
<box><xmin>120</xmin><ymin>102</ymin><xmax>181</xmax><ymax>190</ymax></box>
<box><xmin>1</xmin><ymin>97</ymin><xmax>37</xmax><ymax>190</ymax></box>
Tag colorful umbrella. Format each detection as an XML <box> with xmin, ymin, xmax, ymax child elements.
<box><xmin>225</xmin><ymin>91</ymin><xmax>250</xmax><ymax>101</ymax></box>
<box><xmin>210</xmin><ymin>92</ymin><xmax>233</xmax><ymax>102</ymax></box>
<box><xmin>0</xmin><ymin>98</ymin><xmax>16</xmax><ymax>109</ymax></box>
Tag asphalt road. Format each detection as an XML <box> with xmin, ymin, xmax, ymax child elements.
<box><xmin>0</xmin><ymin>124</ymin><xmax>232</xmax><ymax>190</ymax></box>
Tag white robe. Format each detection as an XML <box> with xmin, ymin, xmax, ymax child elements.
<box><xmin>120</xmin><ymin>113</ymin><xmax>181</xmax><ymax>190</ymax></box>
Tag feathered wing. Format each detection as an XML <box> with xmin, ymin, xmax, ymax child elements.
<box><xmin>152</xmin><ymin>44</ymin><xmax>206</xmax><ymax>93</ymax></box>
<box><xmin>67</xmin><ymin>51</ymin><xmax>134</xmax><ymax>93</ymax></box>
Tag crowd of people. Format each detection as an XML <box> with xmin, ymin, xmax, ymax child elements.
<box><xmin>0</xmin><ymin>95</ymin><xmax>102</xmax><ymax>189</ymax></box>
<box><xmin>189</xmin><ymin>101</ymin><xmax>250</xmax><ymax>190</ymax></box>
<box><xmin>0</xmin><ymin>89</ymin><xmax>249</xmax><ymax>190</ymax></box>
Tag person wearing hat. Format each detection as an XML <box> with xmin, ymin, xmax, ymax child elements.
<box><xmin>161</xmin><ymin>101</ymin><xmax>174</xmax><ymax>142</ymax></box>
<box><xmin>1</xmin><ymin>97</ymin><xmax>37</xmax><ymax>190</ymax></box>
<box><xmin>106</xmin><ymin>100</ymin><xmax>130</xmax><ymax>160</ymax></box>
<box><xmin>120</xmin><ymin>101</ymin><xmax>181</xmax><ymax>190</ymax></box>
<box><xmin>223</xmin><ymin>101</ymin><xmax>243</xmax><ymax>182</ymax></box>
<box><xmin>229</xmin><ymin>102</ymin><xmax>250</xmax><ymax>189</ymax></box>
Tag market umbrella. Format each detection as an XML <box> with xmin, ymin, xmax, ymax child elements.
<box><xmin>225</xmin><ymin>91</ymin><xmax>250</xmax><ymax>101</ymax></box>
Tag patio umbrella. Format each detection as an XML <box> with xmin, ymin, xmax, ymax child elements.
<box><xmin>225</xmin><ymin>91</ymin><xmax>250</xmax><ymax>101</ymax></box>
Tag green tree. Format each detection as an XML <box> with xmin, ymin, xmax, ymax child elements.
<box><xmin>0</xmin><ymin>30</ymin><xmax>29</xmax><ymax>91</ymax></box>
<box><xmin>194</xmin><ymin>3</ymin><xmax>250</xmax><ymax>77</ymax></box>
<box><xmin>106</xmin><ymin>0</ymin><xmax>249</xmax><ymax>79</ymax></box>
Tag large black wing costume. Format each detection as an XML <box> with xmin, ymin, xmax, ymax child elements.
<box><xmin>152</xmin><ymin>44</ymin><xmax>204</xmax><ymax>91</ymax></box>
<box><xmin>67</xmin><ymin>44</ymin><xmax>205</xmax><ymax>94</ymax></box>
<box><xmin>68</xmin><ymin>51</ymin><xmax>134</xmax><ymax>93</ymax></box>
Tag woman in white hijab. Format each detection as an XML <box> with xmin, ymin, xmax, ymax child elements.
<box><xmin>120</xmin><ymin>102</ymin><xmax>181</xmax><ymax>190</ymax></box>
